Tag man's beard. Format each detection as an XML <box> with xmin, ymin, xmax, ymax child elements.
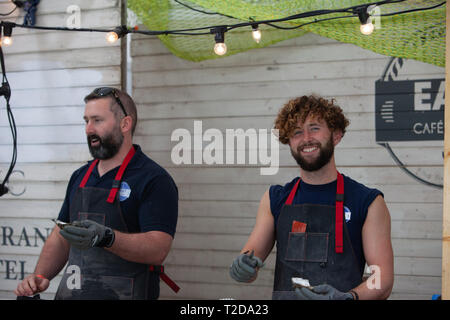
<box><xmin>87</xmin><ymin>127</ymin><xmax>124</xmax><ymax>160</ymax></box>
<box><xmin>290</xmin><ymin>136</ymin><xmax>334</xmax><ymax>172</ymax></box>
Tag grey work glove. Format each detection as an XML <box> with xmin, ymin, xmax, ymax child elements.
<box><xmin>229</xmin><ymin>250</ymin><xmax>264</xmax><ymax>282</ymax></box>
<box><xmin>60</xmin><ymin>219</ymin><xmax>115</xmax><ymax>250</ymax></box>
<box><xmin>294</xmin><ymin>284</ymin><xmax>354</xmax><ymax>300</ymax></box>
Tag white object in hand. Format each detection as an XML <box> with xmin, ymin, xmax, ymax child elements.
<box><xmin>292</xmin><ymin>277</ymin><xmax>313</xmax><ymax>289</ymax></box>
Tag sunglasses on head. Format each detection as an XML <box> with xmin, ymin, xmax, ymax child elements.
<box><xmin>91</xmin><ymin>87</ymin><xmax>128</xmax><ymax>117</ymax></box>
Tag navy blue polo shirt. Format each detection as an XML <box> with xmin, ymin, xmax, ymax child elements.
<box><xmin>57</xmin><ymin>144</ymin><xmax>178</xmax><ymax>237</ymax></box>
<box><xmin>269</xmin><ymin>174</ymin><xmax>383</xmax><ymax>274</ymax></box>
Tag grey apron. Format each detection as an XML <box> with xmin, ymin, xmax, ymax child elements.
<box><xmin>272</xmin><ymin>172</ymin><xmax>362</xmax><ymax>300</ymax></box>
<box><xmin>55</xmin><ymin>146</ymin><xmax>179</xmax><ymax>299</ymax></box>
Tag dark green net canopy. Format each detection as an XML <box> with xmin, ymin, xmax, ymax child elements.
<box><xmin>127</xmin><ymin>0</ymin><xmax>445</xmax><ymax>67</ymax></box>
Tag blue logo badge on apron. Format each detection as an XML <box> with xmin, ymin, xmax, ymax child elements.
<box><xmin>119</xmin><ymin>181</ymin><xmax>131</xmax><ymax>201</ymax></box>
<box><xmin>344</xmin><ymin>206</ymin><xmax>351</xmax><ymax>222</ymax></box>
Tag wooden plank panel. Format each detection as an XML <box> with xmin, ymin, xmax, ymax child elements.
<box><xmin>395</xmin><ymin>257</ymin><xmax>441</xmax><ymax>277</ymax></box>
<box><xmin>4</xmin><ymin>47</ymin><xmax>121</xmax><ymax>72</ymax></box>
<box><xmin>392</xmin><ymin>239</ymin><xmax>442</xmax><ymax>258</ymax></box>
<box><xmin>0</xmin><ymin>106</ymin><xmax>84</xmax><ymax>127</ymax></box>
<box><xmin>0</xmin><ymin>200</ymin><xmax>63</xmax><ymax>218</ymax></box>
<box><xmin>133</xmin><ymin>61</ymin><xmax>443</xmax><ymax>88</ymax></box>
<box><xmin>134</xmin><ymin>93</ymin><xmax>435</xmax><ymax>119</ymax></box>
<box><xmin>0</xmin><ymin>144</ymin><xmax>90</xmax><ymax>163</ymax></box>
<box><xmin>0</xmin><ymin>125</ymin><xmax>85</xmax><ymax>144</ymax></box>
<box><xmin>7</xmin><ymin>66</ymin><xmax>121</xmax><ymax>90</ymax></box>
<box><xmin>7</xmin><ymin>86</ymin><xmax>119</xmax><ymax>107</ymax></box>
<box><xmin>132</xmin><ymin>78</ymin><xmax>384</xmax><ymax>104</ymax></box>
<box><xmin>391</xmin><ymin>275</ymin><xmax>441</xmax><ymax>295</ymax></box>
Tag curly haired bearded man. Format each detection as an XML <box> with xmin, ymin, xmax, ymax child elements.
<box><xmin>229</xmin><ymin>95</ymin><xmax>394</xmax><ymax>300</ymax></box>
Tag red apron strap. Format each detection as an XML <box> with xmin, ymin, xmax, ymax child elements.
<box><xmin>107</xmin><ymin>146</ymin><xmax>136</xmax><ymax>203</ymax></box>
<box><xmin>149</xmin><ymin>265</ymin><xmax>180</xmax><ymax>293</ymax></box>
<box><xmin>79</xmin><ymin>159</ymin><xmax>99</xmax><ymax>188</ymax></box>
<box><xmin>285</xmin><ymin>178</ymin><xmax>301</xmax><ymax>205</ymax></box>
<box><xmin>335</xmin><ymin>172</ymin><xmax>344</xmax><ymax>254</ymax></box>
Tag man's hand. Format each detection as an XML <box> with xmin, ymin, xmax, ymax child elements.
<box><xmin>229</xmin><ymin>250</ymin><xmax>264</xmax><ymax>282</ymax></box>
<box><xmin>294</xmin><ymin>284</ymin><xmax>354</xmax><ymax>300</ymax></box>
<box><xmin>59</xmin><ymin>219</ymin><xmax>115</xmax><ymax>250</ymax></box>
<box><xmin>14</xmin><ymin>274</ymin><xmax>49</xmax><ymax>297</ymax></box>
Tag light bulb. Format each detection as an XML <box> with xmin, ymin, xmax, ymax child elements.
<box><xmin>106</xmin><ymin>31</ymin><xmax>119</xmax><ymax>43</ymax></box>
<box><xmin>360</xmin><ymin>20</ymin><xmax>374</xmax><ymax>35</ymax></box>
<box><xmin>2</xmin><ymin>36</ymin><xmax>12</xmax><ymax>46</ymax></box>
<box><xmin>214</xmin><ymin>42</ymin><xmax>227</xmax><ymax>56</ymax></box>
<box><xmin>252</xmin><ymin>28</ymin><xmax>261</xmax><ymax>43</ymax></box>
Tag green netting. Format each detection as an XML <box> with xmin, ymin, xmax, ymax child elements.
<box><xmin>127</xmin><ymin>0</ymin><xmax>445</xmax><ymax>67</ymax></box>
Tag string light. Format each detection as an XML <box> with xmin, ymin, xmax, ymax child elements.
<box><xmin>357</xmin><ymin>7</ymin><xmax>374</xmax><ymax>35</ymax></box>
<box><xmin>251</xmin><ymin>24</ymin><xmax>262</xmax><ymax>43</ymax></box>
<box><xmin>106</xmin><ymin>30</ymin><xmax>119</xmax><ymax>43</ymax></box>
<box><xmin>1</xmin><ymin>22</ymin><xmax>14</xmax><ymax>47</ymax></box>
<box><xmin>212</xmin><ymin>27</ymin><xmax>227</xmax><ymax>55</ymax></box>
<box><xmin>105</xmin><ymin>25</ymin><xmax>128</xmax><ymax>43</ymax></box>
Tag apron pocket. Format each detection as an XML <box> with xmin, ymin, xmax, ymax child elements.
<box><xmin>78</xmin><ymin>212</ymin><xmax>105</xmax><ymax>225</ymax></box>
<box><xmin>285</xmin><ymin>232</ymin><xmax>328</xmax><ymax>263</ymax></box>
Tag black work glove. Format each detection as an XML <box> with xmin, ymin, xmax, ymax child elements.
<box><xmin>294</xmin><ymin>284</ymin><xmax>354</xmax><ymax>300</ymax></box>
<box><xmin>60</xmin><ymin>219</ymin><xmax>115</xmax><ymax>250</ymax></box>
<box><xmin>229</xmin><ymin>250</ymin><xmax>264</xmax><ymax>282</ymax></box>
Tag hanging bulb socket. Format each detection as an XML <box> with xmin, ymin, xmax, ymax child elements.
<box><xmin>106</xmin><ymin>25</ymin><xmax>128</xmax><ymax>43</ymax></box>
<box><xmin>357</xmin><ymin>7</ymin><xmax>374</xmax><ymax>35</ymax></box>
<box><xmin>251</xmin><ymin>24</ymin><xmax>261</xmax><ymax>43</ymax></box>
<box><xmin>1</xmin><ymin>22</ymin><xmax>15</xmax><ymax>47</ymax></box>
<box><xmin>211</xmin><ymin>26</ymin><xmax>227</xmax><ymax>56</ymax></box>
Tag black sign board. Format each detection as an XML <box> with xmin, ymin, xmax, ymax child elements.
<box><xmin>375</xmin><ymin>78</ymin><xmax>445</xmax><ymax>142</ymax></box>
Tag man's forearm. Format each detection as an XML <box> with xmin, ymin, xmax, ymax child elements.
<box><xmin>106</xmin><ymin>230</ymin><xmax>172</xmax><ymax>265</ymax></box>
<box><xmin>34</xmin><ymin>227</ymin><xmax>70</xmax><ymax>280</ymax></box>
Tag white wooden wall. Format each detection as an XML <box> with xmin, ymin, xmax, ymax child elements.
<box><xmin>0</xmin><ymin>0</ymin><xmax>444</xmax><ymax>300</ymax></box>
<box><xmin>0</xmin><ymin>0</ymin><xmax>122</xmax><ymax>299</ymax></box>
<box><xmin>131</xmin><ymin>32</ymin><xmax>444</xmax><ymax>299</ymax></box>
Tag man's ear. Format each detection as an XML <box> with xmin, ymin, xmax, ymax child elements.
<box><xmin>332</xmin><ymin>130</ymin><xmax>343</xmax><ymax>146</ymax></box>
<box><xmin>120</xmin><ymin>116</ymin><xmax>133</xmax><ymax>134</ymax></box>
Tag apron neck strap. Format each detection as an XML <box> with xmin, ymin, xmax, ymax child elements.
<box><xmin>78</xmin><ymin>146</ymin><xmax>136</xmax><ymax>204</ymax></box>
<box><xmin>79</xmin><ymin>159</ymin><xmax>99</xmax><ymax>188</ymax></box>
<box><xmin>284</xmin><ymin>171</ymin><xmax>345</xmax><ymax>254</ymax></box>
<box><xmin>107</xmin><ymin>146</ymin><xmax>136</xmax><ymax>203</ymax></box>
<box><xmin>335</xmin><ymin>172</ymin><xmax>344</xmax><ymax>253</ymax></box>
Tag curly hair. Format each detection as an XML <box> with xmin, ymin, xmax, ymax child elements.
<box><xmin>274</xmin><ymin>95</ymin><xmax>350</xmax><ymax>144</ymax></box>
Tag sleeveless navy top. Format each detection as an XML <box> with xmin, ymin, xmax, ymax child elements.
<box><xmin>269</xmin><ymin>174</ymin><xmax>383</xmax><ymax>274</ymax></box>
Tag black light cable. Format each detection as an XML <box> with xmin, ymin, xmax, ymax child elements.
<box><xmin>0</xmin><ymin>0</ymin><xmax>443</xmax><ymax>41</ymax></box>
<box><xmin>379</xmin><ymin>143</ymin><xmax>443</xmax><ymax>189</ymax></box>
<box><xmin>0</xmin><ymin>1</ymin><xmax>18</xmax><ymax>16</ymax></box>
<box><xmin>0</xmin><ymin>22</ymin><xmax>16</xmax><ymax>197</ymax></box>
